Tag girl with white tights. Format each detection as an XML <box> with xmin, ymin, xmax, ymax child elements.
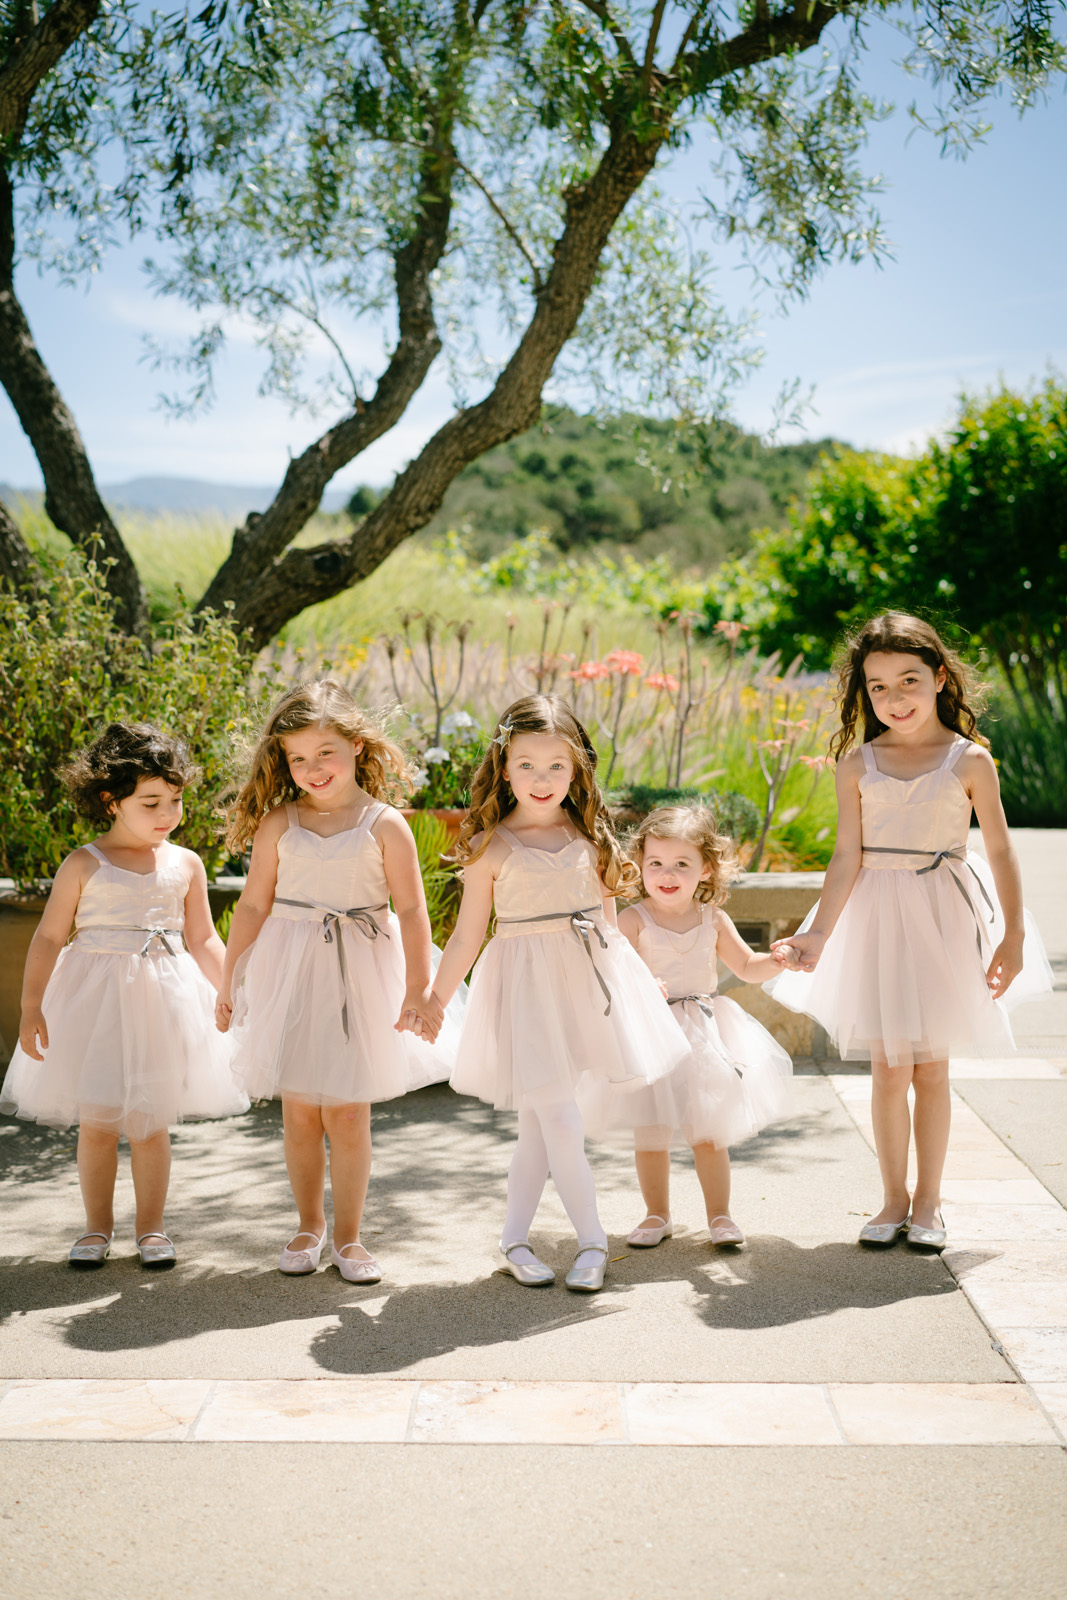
<box><xmin>404</xmin><ymin>694</ymin><xmax>687</xmax><ymax>1291</ymax></box>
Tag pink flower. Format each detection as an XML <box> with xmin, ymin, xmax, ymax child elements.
<box><xmin>604</xmin><ymin>649</ymin><xmax>644</xmax><ymax>677</ymax></box>
<box><xmin>798</xmin><ymin>753</ymin><xmax>834</xmax><ymax>770</ymax></box>
<box><xmin>569</xmin><ymin>660</ymin><xmax>611</xmax><ymax>681</ymax></box>
<box><xmin>644</xmin><ymin>673</ymin><xmax>680</xmax><ymax>693</ymax></box>
<box><xmin>714</xmin><ymin>620</ymin><xmax>749</xmax><ymax>643</ymax></box>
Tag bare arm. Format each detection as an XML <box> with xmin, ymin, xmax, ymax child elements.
<box><xmin>428</xmin><ymin>847</ymin><xmax>497</xmax><ymax>1009</ymax></box>
<box><xmin>774</xmin><ymin>751</ymin><xmax>863</xmax><ymax>972</ymax></box>
<box><xmin>715</xmin><ymin>909</ymin><xmax>786</xmax><ymax>984</ymax></box>
<box><xmin>215</xmin><ymin>810</ymin><xmax>284</xmax><ymax>1030</ymax></box>
<box><xmin>18</xmin><ymin>850</ymin><xmax>90</xmax><ymax>1059</ymax></box>
<box><xmin>378</xmin><ymin>810</ymin><xmax>443</xmax><ymax>1042</ymax></box>
<box><xmin>965</xmin><ymin>745</ymin><xmax>1024</xmax><ymax>999</ymax></box>
<box><xmin>180</xmin><ymin>852</ymin><xmax>226</xmax><ymax>990</ymax></box>
<box><xmin>616</xmin><ymin>904</ymin><xmax>642</xmax><ymax>951</ymax></box>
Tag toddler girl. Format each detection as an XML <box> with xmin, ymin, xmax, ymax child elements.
<box><xmin>580</xmin><ymin>805</ymin><xmax>792</xmax><ymax>1248</ymax></box>
<box><xmin>772</xmin><ymin>613</ymin><xmax>1052</xmax><ymax>1250</ymax></box>
<box><xmin>216</xmin><ymin>679</ymin><xmax>457</xmax><ymax>1283</ymax></box>
<box><xmin>415</xmin><ymin>694</ymin><xmax>689</xmax><ymax>1292</ymax></box>
<box><xmin>2</xmin><ymin>722</ymin><xmax>246</xmax><ymax>1265</ymax></box>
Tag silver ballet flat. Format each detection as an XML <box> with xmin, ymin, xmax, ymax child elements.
<box><xmin>564</xmin><ymin>1243</ymin><xmax>608</xmax><ymax>1293</ymax></box>
<box><xmin>858</xmin><ymin>1215</ymin><xmax>910</xmax><ymax>1246</ymax></box>
<box><xmin>498</xmin><ymin>1241</ymin><xmax>555</xmax><ymax>1287</ymax></box>
<box><xmin>906</xmin><ymin>1213</ymin><xmax>947</xmax><ymax>1251</ymax></box>
<box><xmin>69</xmin><ymin>1232</ymin><xmax>111</xmax><ymax>1267</ymax></box>
<box><xmin>330</xmin><ymin>1242</ymin><xmax>382</xmax><ymax>1284</ymax></box>
<box><xmin>136</xmin><ymin>1231</ymin><xmax>177</xmax><ymax>1267</ymax></box>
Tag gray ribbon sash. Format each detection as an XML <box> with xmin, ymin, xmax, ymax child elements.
<box><xmin>861</xmin><ymin>845</ymin><xmax>995</xmax><ymax>955</ymax></box>
<box><xmin>274</xmin><ymin>898</ymin><xmax>389</xmax><ymax>1040</ymax></box>
<box><xmin>496</xmin><ymin>905</ymin><xmax>613</xmax><ymax>1016</ymax></box>
<box><xmin>668</xmin><ymin>992</ymin><xmax>716</xmax><ymax>1019</ymax></box>
<box><xmin>82</xmin><ymin>925</ymin><xmax>183</xmax><ymax>957</ymax></box>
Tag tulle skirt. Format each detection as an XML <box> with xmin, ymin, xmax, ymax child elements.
<box><xmin>0</xmin><ymin>946</ymin><xmax>248</xmax><ymax>1140</ymax></box>
<box><xmin>767</xmin><ymin>852</ymin><xmax>1054</xmax><ymax>1068</ymax></box>
<box><xmin>229</xmin><ymin>912</ymin><xmax>461</xmax><ymax>1105</ymax></box>
<box><xmin>579</xmin><ymin>994</ymin><xmax>793</xmax><ymax>1150</ymax></box>
<box><xmin>450</xmin><ymin>922</ymin><xmax>690</xmax><ymax>1111</ymax></box>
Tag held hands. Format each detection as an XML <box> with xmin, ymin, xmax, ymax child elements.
<box><xmin>987</xmin><ymin>937</ymin><xmax>1023</xmax><ymax>1001</ymax></box>
<box><xmin>395</xmin><ymin>986</ymin><xmax>445</xmax><ymax>1044</ymax></box>
<box><xmin>214</xmin><ymin>992</ymin><xmax>232</xmax><ymax>1033</ymax></box>
<box><xmin>18</xmin><ymin>1008</ymin><xmax>48</xmax><ymax>1061</ymax></box>
<box><xmin>771</xmin><ymin>931</ymin><xmax>827</xmax><ymax>973</ymax></box>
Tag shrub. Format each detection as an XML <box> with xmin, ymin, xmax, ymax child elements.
<box><xmin>983</xmin><ymin>698</ymin><xmax>1067</xmax><ymax>828</ymax></box>
<box><xmin>0</xmin><ymin>549</ymin><xmax>272</xmax><ymax>885</ymax></box>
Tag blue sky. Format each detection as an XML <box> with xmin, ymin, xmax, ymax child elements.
<box><xmin>2</xmin><ymin>29</ymin><xmax>1065</xmax><ymax>493</ymax></box>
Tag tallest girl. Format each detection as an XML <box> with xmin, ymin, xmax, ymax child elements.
<box><xmin>773</xmin><ymin>614</ymin><xmax>1052</xmax><ymax>1250</ymax></box>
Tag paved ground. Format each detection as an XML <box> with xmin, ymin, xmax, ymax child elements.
<box><xmin>1</xmin><ymin>829</ymin><xmax>1065</xmax><ymax>1600</ymax></box>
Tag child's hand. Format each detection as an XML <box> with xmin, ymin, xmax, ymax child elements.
<box><xmin>215</xmin><ymin>993</ymin><xmax>233</xmax><ymax>1033</ymax></box>
<box><xmin>772</xmin><ymin>931</ymin><xmax>825</xmax><ymax>972</ymax></box>
<box><xmin>396</xmin><ymin>987</ymin><xmax>444</xmax><ymax>1043</ymax></box>
<box><xmin>987</xmin><ymin>936</ymin><xmax>1023</xmax><ymax>1001</ymax></box>
<box><xmin>18</xmin><ymin>1009</ymin><xmax>48</xmax><ymax>1061</ymax></box>
<box><xmin>657</xmin><ymin>977</ymin><xmax>669</xmax><ymax>1000</ymax></box>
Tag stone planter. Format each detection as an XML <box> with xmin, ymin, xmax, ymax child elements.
<box><xmin>719</xmin><ymin>870</ymin><xmax>833</xmax><ymax>1060</ymax></box>
<box><xmin>0</xmin><ymin>891</ymin><xmax>48</xmax><ymax>1066</ymax></box>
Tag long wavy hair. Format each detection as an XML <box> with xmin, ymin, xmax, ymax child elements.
<box><xmin>455</xmin><ymin>694</ymin><xmax>639</xmax><ymax>896</ymax></box>
<box><xmin>829</xmin><ymin>613</ymin><xmax>989</xmax><ymax>761</ymax></box>
<box><xmin>626</xmin><ymin>804</ymin><xmax>739</xmax><ymax>906</ymax></box>
<box><xmin>226</xmin><ymin>679</ymin><xmax>413</xmax><ymax>852</ymax></box>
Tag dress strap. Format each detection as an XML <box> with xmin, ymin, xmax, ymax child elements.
<box><xmin>860</xmin><ymin>743</ymin><xmax>878</xmax><ymax>775</ymax></box>
<box><xmin>632</xmin><ymin>901</ymin><xmax>656</xmax><ymax>928</ymax></box>
<box><xmin>940</xmin><ymin>735</ymin><xmax>971</xmax><ymax>771</ymax></box>
<box><xmin>358</xmin><ymin>800</ymin><xmax>389</xmax><ymax>831</ymax></box>
<box><xmin>284</xmin><ymin>802</ymin><xmax>301</xmax><ymax>828</ymax></box>
<box><xmin>495</xmin><ymin>824</ymin><xmax>523</xmax><ymax>849</ymax></box>
<box><xmin>82</xmin><ymin>842</ymin><xmax>109</xmax><ymax>864</ymax></box>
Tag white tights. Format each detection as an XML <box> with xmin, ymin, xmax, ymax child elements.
<box><xmin>502</xmin><ymin>1101</ymin><xmax>607</xmax><ymax>1262</ymax></box>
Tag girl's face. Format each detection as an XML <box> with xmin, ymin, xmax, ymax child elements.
<box><xmin>641</xmin><ymin>835</ymin><xmax>711</xmax><ymax>910</ymax></box>
<box><xmin>504</xmin><ymin>733</ymin><xmax>576</xmax><ymax>814</ymax></box>
<box><xmin>863</xmin><ymin>650</ymin><xmax>946</xmax><ymax>735</ymax></box>
<box><xmin>282</xmin><ymin>725</ymin><xmax>363</xmax><ymax>804</ymax></box>
<box><xmin>108</xmin><ymin>777</ymin><xmax>184</xmax><ymax>844</ymax></box>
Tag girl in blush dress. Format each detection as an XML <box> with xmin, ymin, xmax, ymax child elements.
<box><xmin>771</xmin><ymin>614</ymin><xmax>1052</xmax><ymax>1251</ymax></box>
<box><xmin>407</xmin><ymin>695</ymin><xmax>688</xmax><ymax>1293</ymax></box>
<box><xmin>2</xmin><ymin>723</ymin><xmax>246</xmax><ymax>1267</ymax></box>
<box><xmin>216</xmin><ymin>680</ymin><xmax>461</xmax><ymax>1284</ymax></box>
<box><xmin>579</xmin><ymin>805</ymin><xmax>792</xmax><ymax>1249</ymax></box>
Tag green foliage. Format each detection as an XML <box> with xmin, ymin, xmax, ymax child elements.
<box><xmin>982</xmin><ymin>696</ymin><xmax>1067</xmax><ymax>828</ymax></box>
<box><xmin>605</xmin><ymin>785</ymin><xmax>761</xmax><ymax>844</ymax></box>
<box><xmin>407</xmin><ymin>810</ymin><xmax>460</xmax><ymax>946</ymax></box>
<box><xmin>0</xmin><ymin>547</ymin><xmax>270</xmax><ymax>886</ymax></box>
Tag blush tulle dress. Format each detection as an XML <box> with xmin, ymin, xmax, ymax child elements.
<box><xmin>768</xmin><ymin>737</ymin><xmax>1054</xmax><ymax>1066</ymax></box>
<box><xmin>449</xmin><ymin>824</ymin><xmax>689</xmax><ymax>1111</ymax></box>
<box><xmin>579</xmin><ymin>901</ymin><xmax>793</xmax><ymax>1149</ymax></box>
<box><xmin>229</xmin><ymin>802</ymin><xmax>461</xmax><ymax>1105</ymax></box>
<box><xmin>0</xmin><ymin>842</ymin><xmax>247</xmax><ymax>1140</ymax></box>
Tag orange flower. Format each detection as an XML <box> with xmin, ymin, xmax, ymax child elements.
<box><xmin>644</xmin><ymin>673</ymin><xmax>680</xmax><ymax>693</ymax></box>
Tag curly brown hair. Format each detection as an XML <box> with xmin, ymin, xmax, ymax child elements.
<box><xmin>829</xmin><ymin>613</ymin><xmax>989</xmax><ymax>761</ymax></box>
<box><xmin>626</xmin><ymin>805</ymin><xmax>739</xmax><ymax>906</ymax></box>
<box><xmin>226</xmin><ymin>679</ymin><xmax>414</xmax><ymax>852</ymax></box>
<box><xmin>63</xmin><ymin>723</ymin><xmax>200</xmax><ymax>826</ymax></box>
<box><xmin>455</xmin><ymin>694</ymin><xmax>639</xmax><ymax>896</ymax></box>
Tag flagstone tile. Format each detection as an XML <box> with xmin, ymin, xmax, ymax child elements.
<box><xmin>940</xmin><ymin>1179</ymin><xmax>1052</xmax><ymax>1205</ymax></box>
<box><xmin>193</xmin><ymin>1380</ymin><xmax>415</xmax><ymax>1442</ymax></box>
<box><xmin>622</xmin><ymin>1383</ymin><xmax>841</xmax><ymax>1447</ymax></box>
<box><xmin>828</xmin><ymin>1382</ymin><xmax>1058</xmax><ymax>1446</ymax></box>
<box><xmin>1030</xmin><ymin>1383</ymin><xmax>1067</xmax><ymax>1440</ymax></box>
<box><xmin>949</xmin><ymin>1058</ymin><xmax>1064</xmax><ymax>1078</ymax></box>
<box><xmin>411</xmin><ymin>1381</ymin><xmax>624</xmax><ymax>1445</ymax></box>
<box><xmin>960</xmin><ymin>1279</ymin><xmax>1067</xmax><ymax>1328</ymax></box>
<box><xmin>944</xmin><ymin>1243</ymin><xmax>1067</xmax><ymax>1284</ymax></box>
<box><xmin>0</xmin><ymin>1379</ymin><xmax>209</xmax><ymax>1441</ymax></box>
<box><xmin>995</xmin><ymin>1329</ymin><xmax>1067</xmax><ymax>1383</ymax></box>
<box><xmin>941</xmin><ymin>1204</ymin><xmax>1067</xmax><ymax>1244</ymax></box>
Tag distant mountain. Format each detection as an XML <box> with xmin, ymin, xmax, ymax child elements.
<box><xmin>1</xmin><ymin>477</ymin><xmax>349</xmax><ymax>518</ymax></box>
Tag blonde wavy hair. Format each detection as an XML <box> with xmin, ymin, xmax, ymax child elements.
<box><xmin>455</xmin><ymin>694</ymin><xmax>639</xmax><ymax>896</ymax></box>
<box><xmin>830</xmin><ymin>612</ymin><xmax>989</xmax><ymax>761</ymax></box>
<box><xmin>627</xmin><ymin>805</ymin><xmax>739</xmax><ymax>906</ymax></box>
<box><xmin>226</xmin><ymin>679</ymin><xmax>413</xmax><ymax>852</ymax></box>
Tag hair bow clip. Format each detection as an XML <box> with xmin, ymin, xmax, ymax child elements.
<box><xmin>492</xmin><ymin>715</ymin><xmax>514</xmax><ymax>752</ymax></box>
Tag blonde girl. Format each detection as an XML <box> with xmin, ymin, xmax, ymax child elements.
<box><xmin>413</xmin><ymin>695</ymin><xmax>688</xmax><ymax>1292</ymax></box>
<box><xmin>2</xmin><ymin>722</ymin><xmax>246</xmax><ymax>1266</ymax></box>
<box><xmin>580</xmin><ymin>806</ymin><xmax>792</xmax><ymax>1248</ymax></box>
<box><xmin>217</xmin><ymin>679</ymin><xmax>456</xmax><ymax>1283</ymax></box>
<box><xmin>773</xmin><ymin>614</ymin><xmax>1052</xmax><ymax>1250</ymax></box>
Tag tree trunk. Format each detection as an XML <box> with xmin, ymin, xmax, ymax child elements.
<box><xmin>0</xmin><ymin>495</ymin><xmax>35</xmax><ymax>591</ymax></box>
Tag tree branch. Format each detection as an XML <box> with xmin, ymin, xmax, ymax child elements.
<box><xmin>575</xmin><ymin>0</ymin><xmax>637</xmax><ymax>68</ymax></box>
<box><xmin>255</xmin><ymin>285</ymin><xmax>365</xmax><ymax>410</ymax></box>
<box><xmin>642</xmin><ymin>0</ymin><xmax>669</xmax><ymax>92</ymax></box>
<box><xmin>679</xmin><ymin>0</ymin><xmax>850</xmax><ymax>79</ymax></box>
<box><xmin>454</xmin><ymin>156</ymin><xmax>544</xmax><ymax>293</ymax></box>
<box><xmin>0</xmin><ymin>0</ymin><xmax>100</xmax><ymax>143</ymax></box>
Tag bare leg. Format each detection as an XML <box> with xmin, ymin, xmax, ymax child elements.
<box><xmin>692</xmin><ymin>1142</ymin><xmax>732</xmax><ymax>1225</ymax></box>
<box><xmin>869</xmin><ymin>1054</ymin><xmax>914</xmax><ymax>1225</ymax></box>
<box><xmin>501</xmin><ymin>1106</ymin><xmax>551</xmax><ymax>1267</ymax></box>
<box><xmin>910</xmin><ymin>1058</ymin><xmax>950</xmax><ymax>1230</ymax></box>
<box><xmin>76</xmin><ymin>1124</ymin><xmax>119</xmax><ymax>1239</ymax></box>
<box><xmin>129</xmin><ymin>1130</ymin><xmax>172</xmax><ymax>1241</ymax></box>
<box><xmin>281</xmin><ymin>1096</ymin><xmax>328</xmax><ymax>1243</ymax></box>
<box><xmin>322</xmin><ymin>1102</ymin><xmax>373</xmax><ymax>1258</ymax></box>
<box><xmin>634</xmin><ymin>1145</ymin><xmax>672</xmax><ymax>1228</ymax></box>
